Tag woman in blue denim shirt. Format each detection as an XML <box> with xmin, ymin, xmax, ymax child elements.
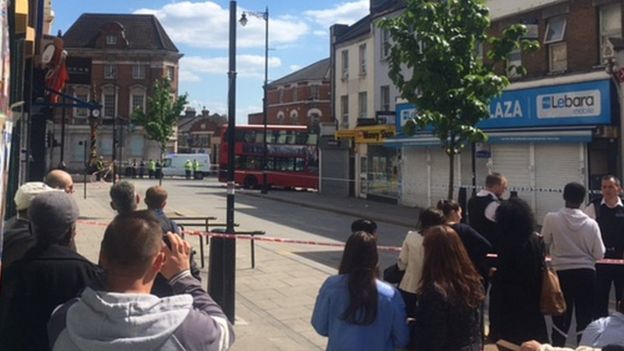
<box><xmin>311</xmin><ymin>231</ymin><xmax>409</xmax><ymax>351</ymax></box>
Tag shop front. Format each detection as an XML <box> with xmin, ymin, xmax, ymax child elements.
<box><xmin>336</xmin><ymin>124</ymin><xmax>398</xmax><ymax>202</ymax></box>
<box><xmin>390</xmin><ymin>77</ymin><xmax>615</xmax><ymax>221</ymax></box>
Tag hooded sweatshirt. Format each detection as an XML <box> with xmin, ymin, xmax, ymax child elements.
<box><xmin>541</xmin><ymin>208</ymin><xmax>605</xmax><ymax>271</ymax></box>
<box><xmin>48</xmin><ymin>273</ymin><xmax>234</xmax><ymax>351</ymax></box>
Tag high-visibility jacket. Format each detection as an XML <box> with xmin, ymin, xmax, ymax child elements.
<box><xmin>148</xmin><ymin>160</ymin><xmax>156</xmax><ymax>171</ymax></box>
<box><xmin>192</xmin><ymin>160</ymin><xmax>200</xmax><ymax>171</ymax></box>
<box><xmin>184</xmin><ymin>161</ymin><xmax>193</xmax><ymax>171</ymax></box>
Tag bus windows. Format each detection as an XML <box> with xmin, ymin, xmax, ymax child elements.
<box><xmin>254</xmin><ymin>132</ymin><xmax>264</xmax><ymax>144</ymax></box>
<box><xmin>275</xmin><ymin>158</ymin><xmax>295</xmax><ymax>171</ymax></box>
<box><xmin>295</xmin><ymin>158</ymin><xmax>305</xmax><ymax>171</ymax></box>
<box><xmin>277</xmin><ymin>131</ymin><xmax>288</xmax><ymax>144</ymax></box>
<box><xmin>306</xmin><ymin>134</ymin><xmax>318</xmax><ymax>145</ymax></box>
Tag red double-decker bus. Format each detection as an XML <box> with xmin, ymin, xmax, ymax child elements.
<box><xmin>218</xmin><ymin>125</ymin><xmax>319</xmax><ymax>189</ymax></box>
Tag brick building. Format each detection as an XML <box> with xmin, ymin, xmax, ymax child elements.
<box><xmin>177</xmin><ymin>107</ymin><xmax>226</xmax><ymax>165</ymax></box>
<box><xmin>52</xmin><ymin>13</ymin><xmax>182</xmax><ymax>171</ymax></box>
<box><xmin>249</xmin><ymin>58</ymin><xmax>331</xmax><ymax>133</ymax></box>
<box><xmin>391</xmin><ymin>0</ymin><xmax>624</xmax><ymax>220</ymax></box>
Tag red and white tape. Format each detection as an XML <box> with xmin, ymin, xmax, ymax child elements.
<box><xmin>76</xmin><ymin>219</ymin><xmax>624</xmax><ymax>265</ymax></box>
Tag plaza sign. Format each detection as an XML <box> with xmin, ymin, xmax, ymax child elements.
<box><xmin>394</xmin><ymin>79</ymin><xmax>611</xmax><ymax>135</ymax></box>
<box><xmin>480</xmin><ymin>79</ymin><xmax>611</xmax><ymax>129</ymax></box>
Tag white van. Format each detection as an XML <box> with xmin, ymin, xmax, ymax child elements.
<box><xmin>161</xmin><ymin>153</ymin><xmax>211</xmax><ymax>179</ymax></box>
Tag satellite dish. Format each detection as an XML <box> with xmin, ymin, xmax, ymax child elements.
<box><xmin>41</xmin><ymin>43</ymin><xmax>56</xmax><ymax>65</ymax></box>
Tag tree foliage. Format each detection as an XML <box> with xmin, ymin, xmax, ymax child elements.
<box><xmin>133</xmin><ymin>78</ymin><xmax>188</xmax><ymax>153</ymax></box>
<box><xmin>378</xmin><ymin>0</ymin><xmax>538</xmax><ymax>198</ymax></box>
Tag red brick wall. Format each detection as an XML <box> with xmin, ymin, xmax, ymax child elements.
<box><xmin>490</xmin><ymin>0</ymin><xmax>613</xmax><ymax>80</ymax></box>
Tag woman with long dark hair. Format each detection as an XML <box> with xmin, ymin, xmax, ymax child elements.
<box><xmin>311</xmin><ymin>231</ymin><xmax>409</xmax><ymax>350</ymax></box>
<box><xmin>489</xmin><ymin>198</ymin><xmax>548</xmax><ymax>344</ymax></box>
<box><xmin>437</xmin><ymin>199</ymin><xmax>492</xmax><ymax>284</ymax></box>
<box><xmin>409</xmin><ymin>225</ymin><xmax>485</xmax><ymax>351</ymax></box>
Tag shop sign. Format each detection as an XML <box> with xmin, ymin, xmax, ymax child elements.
<box><xmin>481</xmin><ymin>79</ymin><xmax>611</xmax><ymax>128</ymax></box>
<box><xmin>537</xmin><ymin>90</ymin><xmax>600</xmax><ymax>118</ymax></box>
<box><xmin>354</xmin><ymin>126</ymin><xmax>396</xmax><ymax>144</ymax></box>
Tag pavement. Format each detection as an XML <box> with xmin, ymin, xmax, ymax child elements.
<box><xmin>71</xmin><ymin>178</ymin><xmax>423</xmax><ymax>351</ymax></box>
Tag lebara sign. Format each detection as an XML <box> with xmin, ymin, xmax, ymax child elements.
<box><xmin>480</xmin><ymin>79</ymin><xmax>611</xmax><ymax>129</ymax></box>
<box><xmin>537</xmin><ymin>90</ymin><xmax>600</xmax><ymax>118</ymax></box>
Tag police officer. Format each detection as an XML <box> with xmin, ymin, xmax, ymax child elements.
<box><xmin>184</xmin><ymin>160</ymin><xmax>192</xmax><ymax>179</ymax></box>
<box><xmin>584</xmin><ymin>174</ymin><xmax>624</xmax><ymax>318</ymax></box>
<box><xmin>192</xmin><ymin>159</ymin><xmax>200</xmax><ymax>179</ymax></box>
<box><xmin>148</xmin><ymin>159</ymin><xmax>156</xmax><ymax>179</ymax></box>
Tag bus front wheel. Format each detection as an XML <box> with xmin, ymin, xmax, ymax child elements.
<box><xmin>243</xmin><ymin>176</ymin><xmax>258</xmax><ymax>189</ymax></box>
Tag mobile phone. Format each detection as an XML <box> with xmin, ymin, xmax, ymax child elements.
<box><xmin>163</xmin><ymin>234</ymin><xmax>172</xmax><ymax>249</ymax></box>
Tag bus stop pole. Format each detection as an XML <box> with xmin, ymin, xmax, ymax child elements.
<box><xmin>208</xmin><ymin>0</ymin><xmax>237</xmax><ymax>324</ymax></box>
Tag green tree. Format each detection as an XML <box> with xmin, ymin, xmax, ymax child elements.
<box><xmin>379</xmin><ymin>0</ymin><xmax>538</xmax><ymax>199</ymax></box>
<box><xmin>133</xmin><ymin>78</ymin><xmax>188</xmax><ymax>184</ymax></box>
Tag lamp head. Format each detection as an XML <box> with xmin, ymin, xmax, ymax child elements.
<box><xmin>239</xmin><ymin>12</ymin><xmax>248</xmax><ymax>26</ymax></box>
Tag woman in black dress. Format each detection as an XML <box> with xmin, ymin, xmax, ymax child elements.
<box><xmin>489</xmin><ymin>198</ymin><xmax>548</xmax><ymax>344</ymax></box>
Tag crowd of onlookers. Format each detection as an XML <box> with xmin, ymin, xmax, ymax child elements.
<box><xmin>311</xmin><ymin>173</ymin><xmax>624</xmax><ymax>351</ymax></box>
<box><xmin>0</xmin><ymin>171</ymin><xmax>233</xmax><ymax>351</ymax></box>
<box><xmin>2</xmin><ymin>167</ymin><xmax>624</xmax><ymax>350</ymax></box>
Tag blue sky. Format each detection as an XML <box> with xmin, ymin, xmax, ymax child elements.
<box><xmin>52</xmin><ymin>0</ymin><xmax>369</xmax><ymax>123</ymax></box>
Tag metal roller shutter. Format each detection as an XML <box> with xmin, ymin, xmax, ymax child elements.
<box><xmin>402</xmin><ymin>148</ymin><xmax>428</xmax><ymax>207</ymax></box>
<box><xmin>490</xmin><ymin>144</ymin><xmax>532</xmax><ymax>204</ymax></box>
<box><xmin>534</xmin><ymin>144</ymin><xmax>586</xmax><ymax>222</ymax></box>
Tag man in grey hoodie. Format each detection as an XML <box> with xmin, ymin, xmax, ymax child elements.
<box><xmin>48</xmin><ymin>210</ymin><xmax>234</xmax><ymax>351</ymax></box>
<box><xmin>541</xmin><ymin>182</ymin><xmax>606</xmax><ymax>347</ymax></box>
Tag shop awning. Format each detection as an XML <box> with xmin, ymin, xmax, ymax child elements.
<box><xmin>384</xmin><ymin>129</ymin><xmax>594</xmax><ymax>148</ymax></box>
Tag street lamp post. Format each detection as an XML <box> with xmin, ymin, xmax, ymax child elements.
<box><xmin>240</xmin><ymin>7</ymin><xmax>269</xmax><ymax>194</ymax></box>
<box><xmin>208</xmin><ymin>0</ymin><xmax>237</xmax><ymax>324</ymax></box>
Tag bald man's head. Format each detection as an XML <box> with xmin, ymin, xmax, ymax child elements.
<box><xmin>45</xmin><ymin>169</ymin><xmax>74</xmax><ymax>194</ymax></box>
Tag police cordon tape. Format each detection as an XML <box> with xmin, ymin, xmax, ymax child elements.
<box><xmin>76</xmin><ymin>219</ymin><xmax>624</xmax><ymax>265</ymax></box>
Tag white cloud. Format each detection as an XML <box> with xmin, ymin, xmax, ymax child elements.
<box><xmin>135</xmin><ymin>1</ymin><xmax>309</xmax><ymax>49</ymax></box>
<box><xmin>313</xmin><ymin>30</ymin><xmax>328</xmax><ymax>37</ymax></box>
<box><xmin>289</xmin><ymin>64</ymin><xmax>302</xmax><ymax>71</ymax></box>
<box><xmin>304</xmin><ymin>0</ymin><xmax>369</xmax><ymax>29</ymax></box>
<box><xmin>181</xmin><ymin>55</ymin><xmax>282</xmax><ymax>81</ymax></box>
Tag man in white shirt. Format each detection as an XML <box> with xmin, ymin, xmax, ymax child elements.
<box><xmin>542</xmin><ymin>182</ymin><xmax>605</xmax><ymax>346</ymax></box>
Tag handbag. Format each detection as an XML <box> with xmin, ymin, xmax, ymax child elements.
<box><xmin>539</xmin><ymin>265</ymin><xmax>566</xmax><ymax>316</ymax></box>
<box><xmin>383</xmin><ymin>263</ymin><xmax>405</xmax><ymax>284</ymax></box>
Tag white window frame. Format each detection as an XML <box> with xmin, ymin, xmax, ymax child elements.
<box><xmin>101</xmin><ymin>87</ymin><xmax>118</xmax><ymax>119</ymax></box>
<box><xmin>358</xmin><ymin>92</ymin><xmax>368</xmax><ymax>119</ymax></box>
<box><xmin>292</xmin><ymin>87</ymin><xmax>298</xmax><ymax>102</ymax></box>
<box><xmin>310</xmin><ymin>85</ymin><xmax>320</xmax><ymax>100</ymax></box>
<box><xmin>341</xmin><ymin>50</ymin><xmax>349</xmax><ymax>80</ymax></box>
<box><xmin>341</xmin><ymin>95</ymin><xmax>349</xmax><ymax>128</ymax></box>
<box><xmin>549</xmin><ymin>41</ymin><xmax>568</xmax><ymax>72</ymax></box>
<box><xmin>507</xmin><ymin>48</ymin><xmax>522</xmax><ymax>78</ymax></box>
<box><xmin>129</xmin><ymin>87</ymin><xmax>147</xmax><ymax>115</ymax></box>
<box><xmin>544</xmin><ymin>16</ymin><xmax>567</xmax><ymax>44</ymax></box>
<box><xmin>380</xmin><ymin>85</ymin><xmax>390</xmax><ymax>111</ymax></box>
<box><xmin>167</xmin><ymin>66</ymin><xmax>175</xmax><ymax>81</ymax></box>
<box><xmin>106</xmin><ymin>35</ymin><xmax>117</xmax><ymax>45</ymax></box>
<box><xmin>290</xmin><ymin>110</ymin><xmax>299</xmax><ymax>124</ymax></box>
<box><xmin>276</xmin><ymin>111</ymin><xmax>285</xmax><ymax>124</ymax></box>
<box><xmin>132</xmin><ymin>64</ymin><xmax>146</xmax><ymax>79</ymax></box>
<box><xmin>104</xmin><ymin>64</ymin><xmax>117</xmax><ymax>79</ymax></box>
<box><xmin>278</xmin><ymin>89</ymin><xmax>284</xmax><ymax>104</ymax></box>
<box><xmin>359</xmin><ymin>44</ymin><xmax>367</xmax><ymax>75</ymax></box>
<box><xmin>381</xmin><ymin>29</ymin><xmax>391</xmax><ymax>59</ymax></box>
<box><xmin>599</xmin><ymin>3</ymin><xmax>622</xmax><ymax>60</ymax></box>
